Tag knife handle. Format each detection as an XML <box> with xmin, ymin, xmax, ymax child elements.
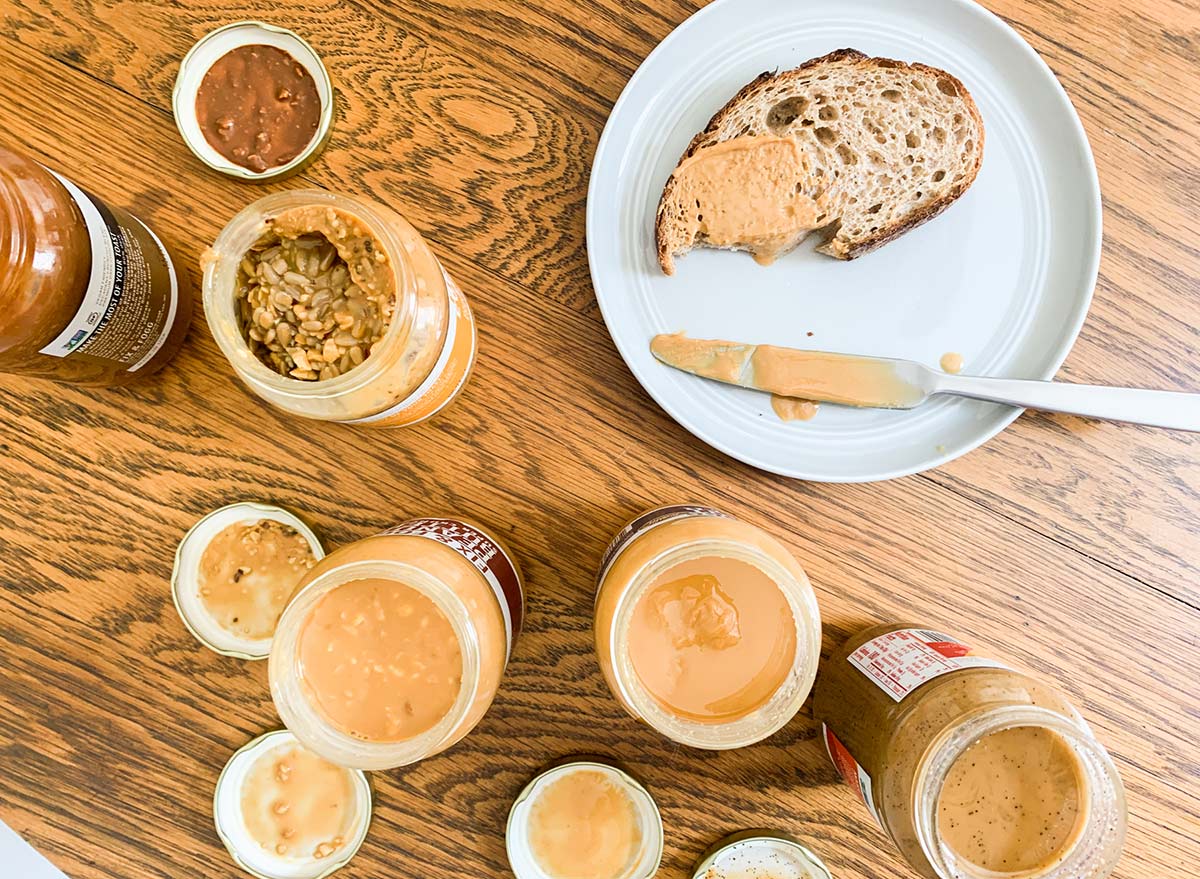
<box><xmin>934</xmin><ymin>374</ymin><xmax>1200</xmax><ymax>432</ymax></box>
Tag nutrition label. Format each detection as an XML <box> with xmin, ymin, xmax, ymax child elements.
<box><xmin>39</xmin><ymin>173</ymin><xmax>178</xmax><ymax>370</ymax></box>
<box><xmin>847</xmin><ymin>628</ymin><xmax>1006</xmax><ymax>702</ymax></box>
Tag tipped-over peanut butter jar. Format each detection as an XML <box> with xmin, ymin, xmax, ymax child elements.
<box><xmin>0</xmin><ymin>147</ymin><xmax>192</xmax><ymax>386</ymax></box>
<box><xmin>203</xmin><ymin>190</ymin><xmax>476</xmax><ymax>426</ymax></box>
<box><xmin>814</xmin><ymin>624</ymin><xmax>1127</xmax><ymax>879</ymax></box>
<box><xmin>594</xmin><ymin>505</ymin><xmax>821</xmax><ymax>750</ymax></box>
<box><xmin>269</xmin><ymin>518</ymin><xmax>524</xmax><ymax>769</ymax></box>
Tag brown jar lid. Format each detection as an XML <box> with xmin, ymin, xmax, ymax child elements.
<box><xmin>173</xmin><ymin>21</ymin><xmax>335</xmax><ymax>182</ymax></box>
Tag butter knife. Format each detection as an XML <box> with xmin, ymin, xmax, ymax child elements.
<box><xmin>650</xmin><ymin>334</ymin><xmax>1200</xmax><ymax>432</ymax></box>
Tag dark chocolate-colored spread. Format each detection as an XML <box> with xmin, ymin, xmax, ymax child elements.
<box><xmin>195</xmin><ymin>44</ymin><xmax>321</xmax><ymax>173</ymax></box>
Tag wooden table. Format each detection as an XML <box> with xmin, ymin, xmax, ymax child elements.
<box><xmin>1</xmin><ymin>0</ymin><xmax>1197</xmax><ymax>876</ymax></box>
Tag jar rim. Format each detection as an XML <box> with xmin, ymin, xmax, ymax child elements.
<box><xmin>604</xmin><ymin>535</ymin><xmax>821</xmax><ymax>750</ymax></box>
<box><xmin>202</xmin><ymin>189</ymin><xmax>426</xmax><ymax>403</ymax></box>
<box><xmin>268</xmin><ymin>557</ymin><xmax>483</xmax><ymax>770</ymax></box>
<box><xmin>913</xmin><ymin>704</ymin><xmax>1127</xmax><ymax>879</ymax></box>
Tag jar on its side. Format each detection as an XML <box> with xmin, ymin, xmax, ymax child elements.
<box><xmin>594</xmin><ymin>505</ymin><xmax>821</xmax><ymax>750</ymax></box>
<box><xmin>269</xmin><ymin>518</ymin><xmax>523</xmax><ymax>769</ymax></box>
<box><xmin>203</xmin><ymin>190</ymin><xmax>476</xmax><ymax>426</ymax></box>
<box><xmin>0</xmin><ymin>147</ymin><xmax>192</xmax><ymax>386</ymax></box>
<box><xmin>813</xmin><ymin>624</ymin><xmax>1127</xmax><ymax>879</ymax></box>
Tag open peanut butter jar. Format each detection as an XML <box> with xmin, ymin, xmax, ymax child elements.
<box><xmin>814</xmin><ymin>624</ymin><xmax>1127</xmax><ymax>879</ymax></box>
<box><xmin>269</xmin><ymin>518</ymin><xmax>524</xmax><ymax>769</ymax></box>
<box><xmin>203</xmin><ymin>190</ymin><xmax>476</xmax><ymax>426</ymax></box>
<box><xmin>594</xmin><ymin>505</ymin><xmax>821</xmax><ymax>749</ymax></box>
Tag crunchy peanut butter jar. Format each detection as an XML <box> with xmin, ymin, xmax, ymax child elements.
<box><xmin>203</xmin><ymin>190</ymin><xmax>476</xmax><ymax>426</ymax></box>
<box><xmin>0</xmin><ymin>147</ymin><xmax>192</xmax><ymax>386</ymax></box>
<box><xmin>269</xmin><ymin>518</ymin><xmax>524</xmax><ymax>770</ymax></box>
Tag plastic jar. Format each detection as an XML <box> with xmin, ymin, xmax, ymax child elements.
<box><xmin>203</xmin><ymin>190</ymin><xmax>476</xmax><ymax>426</ymax></box>
<box><xmin>0</xmin><ymin>147</ymin><xmax>192</xmax><ymax>386</ymax></box>
<box><xmin>813</xmin><ymin>624</ymin><xmax>1127</xmax><ymax>879</ymax></box>
<box><xmin>594</xmin><ymin>505</ymin><xmax>821</xmax><ymax>750</ymax></box>
<box><xmin>269</xmin><ymin>518</ymin><xmax>524</xmax><ymax>769</ymax></box>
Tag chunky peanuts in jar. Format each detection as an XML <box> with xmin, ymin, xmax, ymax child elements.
<box><xmin>813</xmin><ymin>624</ymin><xmax>1127</xmax><ymax>879</ymax></box>
<box><xmin>594</xmin><ymin>505</ymin><xmax>821</xmax><ymax>750</ymax></box>
<box><xmin>269</xmin><ymin>518</ymin><xmax>524</xmax><ymax>770</ymax></box>
<box><xmin>203</xmin><ymin>190</ymin><xmax>477</xmax><ymax>426</ymax></box>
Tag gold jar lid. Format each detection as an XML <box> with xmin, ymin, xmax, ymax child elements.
<box><xmin>506</xmin><ymin>758</ymin><xmax>664</xmax><ymax>879</ymax></box>
<box><xmin>171</xmin><ymin>501</ymin><xmax>324</xmax><ymax>660</ymax></box>
<box><xmin>691</xmin><ymin>830</ymin><xmax>833</xmax><ymax>879</ymax></box>
<box><xmin>172</xmin><ymin>21</ymin><xmax>335</xmax><ymax>182</ymax></box>
<box><xmin>214</xmin><ymin>730</ymin><xmax>371</xmax><ymax>879</ymax></box>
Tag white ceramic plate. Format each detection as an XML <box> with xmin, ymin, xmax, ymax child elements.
<box><xmin>587</xmin><ymin>0</ymin><xmax>1100</xmax><ymax>482</ymax></box>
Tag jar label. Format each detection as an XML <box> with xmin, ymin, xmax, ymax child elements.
<box><xmin>340</xmin><ymin>266</ymin><xmax>476</xmax><ymax>427</ymax></box>
<box><xmin>377</xmin><ymin>518</ymin><xmax>523</xmax><ymax>661</ymax></box>
<box><xmin>847</xmin><ymin>628</ymin><xmax>1006</xmax><ymax>703</ymax></box>
<box><xmin>39</xmin><ymin>172</ymin><xmax>180</xmax><ymax>371</ymax></box>
<box><xmin>594</xmin><ymin>504</ymin><xmax>732</xmax><ymax>595</ymax></box>
<box><xmin>822</xmin><ymin>723</ymin><xmax>882</xmax><ymax>827</ymax></box>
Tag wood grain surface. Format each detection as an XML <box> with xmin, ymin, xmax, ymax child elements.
<box><xmin>0</xmin><ymin>1</ymin><xmax>1197</xmax><ymax>877</ymax></box>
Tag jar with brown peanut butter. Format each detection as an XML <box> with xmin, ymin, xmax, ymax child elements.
<box><xmin>0</xmin><ymin>147</ymin><xmax>192</xmax><ymax>386</ymax></box>
<box><xmin>813</xmin><ymin>624</ymin><xmax>1127</xmax><ymax>879</ymax></box>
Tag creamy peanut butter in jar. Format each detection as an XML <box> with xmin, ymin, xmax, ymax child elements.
<box><xmin>813</xmin><ymin>624</ymin><xmax>1127</xmax><ymax>879</ymax></box>
<box><xmin>269</xmin><ymin>518</ymin><xmax>524</xmax><ymax>769</ymax></box>
<box><xmin>594</xmin><ymin>506</ymin><xmax>821</xmax><ymax>749</ymax></box>
<box><xmin>203</xmin><ymin>190</ymin><xmax>476</xmax><ymax>426</ymax></box>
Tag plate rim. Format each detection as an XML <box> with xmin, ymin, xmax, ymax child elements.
<box><xmin>585</xmin><ymin>0</ymin><xmax>1102</xmax><ymax>483</ymax></box>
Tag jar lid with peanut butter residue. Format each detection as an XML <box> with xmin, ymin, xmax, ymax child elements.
<box><xmin>691</xmin><ymin>831</ymin><xmax>833</xmax><ymax>879</ymax></box>
<box><xmin>172</xmin><ymin>502</ymin><xmax>324</xmax><ymax>660</ymax></box>
<box><xmin>173</xmin><ymin>21</ymin><xmax>335</xmax><ymax>182</ymax></box>
<box><xmin>506</xmin><ymin>759</ymin><xmax>664</xmax><ymax>879</ymax></box>
<box><xmin>215</xmin><ymin>730</ymin><xmax>371</xmax><ymax>879</ymax></box>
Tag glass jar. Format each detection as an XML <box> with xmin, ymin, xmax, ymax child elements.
<box><xmin>269</xmin><ymin>518</ymin><xmax>523</xmax><ymax>769</ymax></box>
<box><xmin>594</xmin><ymin>505</ymin><xmax>821</xmax><ymax>750</ymax></box>
<box><xmin>813</xmin><ymin>624</ymin><xmax>1127</xmax><ymax>879</ymax></box>
<box><xmin>0</xmin><ymin>147</ymin><xmax>192</xmax><ymax>386</ymax></box>
<box><xmin>203</xmin><ymin>190</ymin><xmax>476</xmax><ymax>426</ymax></box>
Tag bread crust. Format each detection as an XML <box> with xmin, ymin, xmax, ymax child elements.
<box><xmin>654</xmin><ymin>48</ymin><xmax>984</xmax><ymax>273</ymax></box>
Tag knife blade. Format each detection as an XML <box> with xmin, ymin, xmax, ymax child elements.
<box><xmin>649</xmin><ymin>333</ymin><xmax>929</xmax><ymax>409</ymax></box>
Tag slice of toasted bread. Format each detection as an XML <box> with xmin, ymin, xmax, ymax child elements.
<box><xmin>655</xmin><ymin>48</ymin><xmax>985</xmax><ymax>274</ymax></box>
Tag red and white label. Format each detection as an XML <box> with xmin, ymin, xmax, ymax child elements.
<box><xmin>847</xmin><ymin>628</ymin><xmax>1005</xmax><ymax>703</ymax></box>
<box><xmin>594</xmin><ymin>504</ymin><xmax>731</xmax><ymax>595</ymax></box>
<box><xmin>823</xmin><ymin>724</ymin><xmax>881</xmax><ymax>827</ymax></box>
<box><xmin>379</xmin><ymin>518</ymin><xmax>524</xmax><ymax>662</ymax></box>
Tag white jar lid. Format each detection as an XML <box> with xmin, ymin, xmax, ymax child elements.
<box><xmin>214</xmin><ymin>730</ymin><xmax>371</xmax><ymax>879</ymax></box>
<box><xmin>691</xmin><ymin>830</ymin><xmax>833</xmax><ymax>879</ymax></box>
<box><xmin>506</xmin><ymin>759</ymin><xmax>664</xmax><ymax>879</ymax></box>
<box><xmin>172</xmin><ymin>21</ymin><xmax>335</xmax><ymax>182</ymax></box>
<box><xmin>171</xmin><ymin>501</ymin><xmax>324</xmax><ymax>659</ymax></box>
